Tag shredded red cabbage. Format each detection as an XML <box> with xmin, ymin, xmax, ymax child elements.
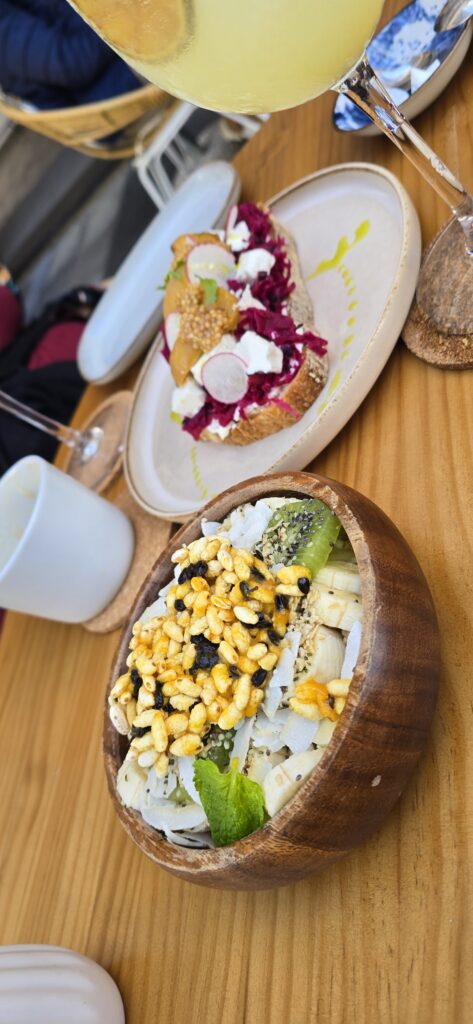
<box><xmin>226</xmin><ymin>202</ymin><xmax>294</xmax><ymax>313</ymax></box>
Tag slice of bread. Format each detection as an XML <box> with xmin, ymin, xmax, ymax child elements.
<box><xmin>201</xmin><ymin>218</ymin><xmax>327</xmax><ymax>445</ymax></box>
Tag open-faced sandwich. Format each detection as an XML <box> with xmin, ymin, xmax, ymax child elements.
<box><xmin>161</xmin><ymin>202</ymin><xmax>329</xmax><ymax>445</ymax></box>
<box><xmin>109</xmin><ymin>496</ymin><xmax>362</xmax><ymax>849</ymax></box>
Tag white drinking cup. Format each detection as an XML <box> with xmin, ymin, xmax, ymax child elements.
<box><xmin>0</xmin><ymin>455</ymin><xmax>134</xmax><ymax>622</ymax></box>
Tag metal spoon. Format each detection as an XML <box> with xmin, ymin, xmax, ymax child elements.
<box><xmin>435</xmin><ymin>0</ymin><xmax>473</xmax><ymax>32</ymax></box>
<box><xmin>377</xmin><ymin>49</ymin><xmax>439</xmax><ymax>91</ymax></box>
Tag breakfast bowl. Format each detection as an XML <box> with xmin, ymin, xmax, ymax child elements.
<box><xmin>104</xmin><ymin>472</ymin><xmax>439</xmax><ymax>890</ymax></box>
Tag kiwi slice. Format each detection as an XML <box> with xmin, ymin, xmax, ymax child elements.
<box><xmin>261</xmin><ymin>499</ymin><xmax>341</xmax><ymax>577</ymax></box>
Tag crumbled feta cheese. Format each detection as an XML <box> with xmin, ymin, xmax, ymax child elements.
<box><xmin>236</xmin><ymin>248</ymin><xmax>276</xmax><ymax>282</ymax></box>
<box><xmin>171</xmin><ymin>378</ymin><xmax>206</xmax><ymax>418</ymax></box>
<box><xmin>237</xmin><ymin>331</ymin><xmax>283</xmax><ymax>374</ymax></box>
<box><xmin>237</xmin><ymin>285</ymin><xmax>266</xmax><ymax>312</ymax></box>
<box><xmin>226</xmin><ymin>219</ymin><xmax>251</xmax><ymax>253</ymax></box>
<box><xmin>206</xmin><ymin>420</ymin><xmax>232</xmax><ymax>440</ymax></box>
<box><xmin>191</xmin><ymin>334</ymin><xmax>237</xmax><ymax>384</ymax></box>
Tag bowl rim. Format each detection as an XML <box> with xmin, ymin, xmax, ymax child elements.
<box><xmin>104</xmin><ymin>471</ymin><xmax>383</xmax><ymax>872</ymax></box>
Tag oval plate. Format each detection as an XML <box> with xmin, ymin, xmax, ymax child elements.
<box><xmin>125</xmin><ymin>162</ymin><xmax>421</xmax><ymax>520</ymax></box>
<box><xmin>77</xmin><ymin>161</ymin><xmax>240</xmax><ymax>384</ymax></box>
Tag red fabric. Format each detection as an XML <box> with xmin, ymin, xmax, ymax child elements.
<box><xmin>0</xmin><ymin>285</ymin><xmax>22</xmax><ymax>350</ymax></box>
<box><xmin>27</xmin><ymin>320</ymin><xmax>84</xmax><ymax>370</ymax></box>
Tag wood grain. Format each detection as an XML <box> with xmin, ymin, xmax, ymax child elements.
<box><xmin>0</xmin><ymin>1</ymin><xmax>472</xmax><ymax>1018</ymax></box>
<box><xmin>105</xmin><ymin>472</ymin><xmax>439</xmax><ymax>889</ymax></box>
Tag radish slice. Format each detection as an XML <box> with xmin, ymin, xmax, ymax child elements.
<box><xmin>225</xmin><ymin>204</ymin><xmax>239</xmax><ymax>233</ymax></box>
<box><xmin>186</xmin><ymin>243</ymin><xmax>236</xmax><ymax>287</ymax></box>
<box><xmin>164</xmin><ymin>312</ymin><xmax>181</xmax><ymax>351</ymax></box>
<box><xmin>201</xmin><ymin>352</ymin><xmax>248</xmax><ymax>404</ymax></box>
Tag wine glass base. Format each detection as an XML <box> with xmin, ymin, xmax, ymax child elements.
<box><xmin>402</xmin><ymin>217</ymin><xmax>473</xmax><ymax>369</ymax></box>
<box><xmin>62</xmin><ymin>391</ymin><xmax>133</xmax><ymax>494</ymax></box>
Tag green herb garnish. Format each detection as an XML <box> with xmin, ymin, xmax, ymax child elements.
<box><xmin>193</xmin><ymin>757</ymin><xmax>268</xmax><ymax>847</ymax></box>
<box><xmin>199</xmin><ymin>278</ymin><xmax>219</xmax><ymax>306</ymax></box>
<box><xmin>158</xmin><ymin>259</ymin><xmax>185</xmax><ymax>290</ymax></box>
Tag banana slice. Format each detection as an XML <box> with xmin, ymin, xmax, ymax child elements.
<box><xmin>117</xmin><ymin>759</ymin><xmax>148</xmax><ymax>810</ymax></box>
<box><xmin>315</xmin><ymin>560</ymin><xmax>361</xmax><ymax>595</ymax></box>
<box><xmin>263</xmin><ymin>748</ymin><xmax>324</xmax><ymax>817</ymax></box>
<box><xmin>312</xmin><ymin>582</ymin><xmax>362</xmax><ymax>631</ymax></box>
<box><xmin>305</xmin><ymin>624</ymin><xmax>346</xmax><ymax>684</ymax></box>
<box><xmin>246</xmin><ymin>749</ymin><xmax>285</xmax><ymax>786</ymax></box>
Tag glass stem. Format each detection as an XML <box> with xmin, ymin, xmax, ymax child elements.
<box><xmin>0</xmin><ymin>390</ymin><xmax>101</xmax><ymax>463</ymax></box>
<box><xmin>338</xmin><ymin>54</ymin><xmax>473</xmax><ymax>255</ymax></box>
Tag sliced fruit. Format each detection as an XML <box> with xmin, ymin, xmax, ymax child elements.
<box><xmin>298</xmin><ymin>624</ymin><xmax>346</xmax><ymax>685</ymax></box>
<box><xmin>170</xmin><ymin>335</ymin><xmax>201</xmax><ymax>387</ymax></box>
<box><xmin>263</xmin><ymin>748</ymin><xmax>324</xmax><ymax>816</ymax></box>
<box><xmin>187</xmin><ymin>244</ymin><xmax>236</xmax><ymax>287</ymax></box>
<box><xmin>201</xmin><ymin>353</ymin><xmax>248</xmax><ymax>404</ymax></box>
<box><xmin>164</xmin><ymin>312</ymin><xmax>182</xmax><ymax>351</ymax></box>
<box><xmin>79</xmin><ymin>0</ymin><xmax>191</xmax><ymax>64</ymax></box>
<box><xmin>163</xmin><ymin>275</ymin><xmax>190</xmax><ymax>318</ymax></box>
<box><xmin>261</xmin><ymin>499</ymin><xmax>342</xmax><ymax>577</ymax></box>
<box><xmin>311</xmin><ymin>583</ymin><xmax>362</xmax><ymax>632</ymax></box>
<box><xmin>116</xmin><ymin>759</ymin><xmax>147</xmax><ymax>811</ymax></box>
<box><xmin>315</xmin><ymin>561</ymin><xmax>361</xmax><ymax>595</ymax></box>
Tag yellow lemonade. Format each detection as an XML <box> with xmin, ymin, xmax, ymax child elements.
<box><xmin>70</xmin><ymin>0</ymin><xmax>383</xmax><ymax>113</ymax></box>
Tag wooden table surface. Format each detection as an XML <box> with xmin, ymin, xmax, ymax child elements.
<box><xmin>1</xmin><ymin>5</ymin><xmax>472</xmax><ymax>1021</ymax></box>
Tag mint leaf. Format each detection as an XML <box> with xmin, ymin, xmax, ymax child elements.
<box><xmin>199</xmin><ymin>278</ymin><xmax>219</xmax><ymax>306</ymax></box>
<box><xmin>193</xmin><ymin>758</ymin><xmax>268</xmax><ymax>847</ymax></box>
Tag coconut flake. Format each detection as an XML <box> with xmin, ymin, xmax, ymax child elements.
<box><xmin>178</xmin><ymin>756</ymin><xmax>203</xmax><ymax>807</ymax></box>
<box><xmin>201</xmin><ymin>518</ymin><xmax>223</xmax><ymax>537</ymax></box>
<box><xmin>263</xmin><ymin>685</ymin><xmax>283</xmax><ymax>721</ymax></box>
<box><xmin>140</xmin><ymin>579</ymin><xmax>174</xmax><ymax>623</ymax></box>
<box><xmin>225</xmin><ymin>499</ymin><xmax>273</xmax><ymax>549</ymax></box>
<box><xmin>269</xmin><ymin>631</ymin><xmax>300</xmax><ymax>689</ymax></box>
<box><xmin>231</xmin><ymin>716</ymin><xmax>253</xmax><ymax>768</ymax></box>
<box><xmin>252</xmin><ymin>708</ymin><xmax>291</xmax><ymax>750</ymax></box>
<box><xmin>279</xmin><ymin>712</ymin><xmax>320</xmax><ymax>754</ymax></box>
<box><xmin>341</xmin><ymin>621</ymin><xmax>362</xmax><ymax>678</ymax></box>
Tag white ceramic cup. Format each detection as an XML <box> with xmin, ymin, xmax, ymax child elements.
<box><xmin>0</xmin><ymin>456</ymin><xmax>134</xmax><ymax>623</ymax></box>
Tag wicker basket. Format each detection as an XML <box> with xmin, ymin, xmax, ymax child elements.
<box><xmin>0</xmin><ymin>84</ymin><xmax>173</xmax><ymax>159</ymax></box>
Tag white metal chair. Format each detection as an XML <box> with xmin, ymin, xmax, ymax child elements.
<box><xmin>133</xmin><ymin>104</ymin><xmax>270</xmax><ymax>210</ymax></box>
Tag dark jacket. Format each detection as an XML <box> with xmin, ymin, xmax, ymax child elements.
<box><xmin>0</xmin><ymin>0</ymin><xmax>140</xmax><ymax>109</ymax></box>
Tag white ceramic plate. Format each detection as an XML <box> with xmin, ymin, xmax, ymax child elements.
<box><xmin>125</xmin><ymin>162</ymin><xmax>421</xmax><ymax>520</ymax></box>
<box><xmin>0</xmin><ymin>946</ymin><xmax>125</xmax><ymax>1023</ymax></box>
<box><xmin>77</xmin><ymin>161</ymin><xmax>240</xmax><ymax>384</ymax></box>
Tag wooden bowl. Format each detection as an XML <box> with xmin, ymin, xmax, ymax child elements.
<box><xmin>104</xmin><ymin>472</ymin><xmax>439</xmax><ymax>890</ymax></box>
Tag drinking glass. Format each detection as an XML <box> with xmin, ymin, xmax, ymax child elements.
<box><xmin>67</xmin><ymin>0</ymin><xmax>473</xmax><ymax>339</ymax></box>
<box><xmin>0</xmin><ymin>389</ymin><xmax>130</xmax><ymax>493</ymax></box>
